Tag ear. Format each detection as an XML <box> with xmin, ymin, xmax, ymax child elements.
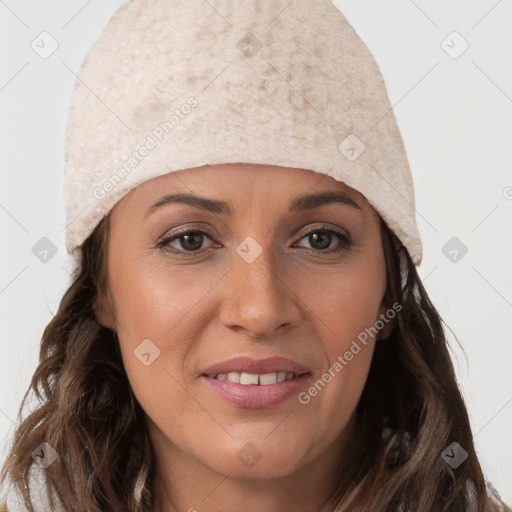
<box><xmin>93</xmin><ymin>289</ymin><xmax>115</xmax><ymax>330</ymax></box>
<box><xmin>375</xmin><ymin>302</ymin><xmax>396</xmax><ymax>341</ymax></box>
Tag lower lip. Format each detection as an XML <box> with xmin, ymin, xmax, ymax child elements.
<box><xmin>202</xmin><ymin>374</ymin><xmax>310</xmax><ymax>409</ymax></box>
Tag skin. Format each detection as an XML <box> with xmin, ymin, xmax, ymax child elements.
<box><xmin>95</xmin><ymin>163</ymin><xmax>393</xmax><ymax>512</ymax></box>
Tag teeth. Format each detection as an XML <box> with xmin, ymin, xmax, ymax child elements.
<box><xmin>259</xmin><ymin>372</ymin><xmax>279</xmax><ymax>385</ymax></box>
<box><xmin>227</xmin><ymin>372</ymin><xmax>240</xmax><ymax>383</ymax></box>
<box><xmin>240</xmin><ymin>372</ymin><xmax>259</xmax><ymax>385</ymax></box>
<box><xmin>214</xmin><ymin>371</ymin><xmax>297</xmax><ymax>385</ymax></box>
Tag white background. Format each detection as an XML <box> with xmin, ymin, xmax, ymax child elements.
<box><xmin>0</xmin><ymin>0</ymin><xmax>511</xmax><ymax>504</ymax></box>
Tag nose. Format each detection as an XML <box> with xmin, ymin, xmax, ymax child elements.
<box><xmin>219</xmin><ymin>242</ymin><xmax>301</xmax><ymax>340</ymax></box>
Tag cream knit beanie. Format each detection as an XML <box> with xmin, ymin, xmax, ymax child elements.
<box><xmin>63</xmin><ymin>0</ymin><xmax>423</xmax><ymax>265</ymax></box>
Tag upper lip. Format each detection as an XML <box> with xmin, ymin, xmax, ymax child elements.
<box><xmin>201</xmin><ymin>356</ymin><xmax>310</xmax><ymax>377</ymax></box>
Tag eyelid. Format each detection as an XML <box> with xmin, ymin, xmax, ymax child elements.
<box><xmin>296</xmin><ymin>223</ymin><xmax>350</xmax><ymax>240</ymax></box>
<box><xmin>293</xmin><ymin>225</ymin><xmax>352</xmax><ymax>253</ymax></box>
<box><xmin>156</xmin><ymin>226</ymin><xmax>218</xmax><ymax>248</ymax></box>
<box><xmin>156</xmin><ymin>223</ymin><xmax>352</xmax><ymax>255</ymax></box>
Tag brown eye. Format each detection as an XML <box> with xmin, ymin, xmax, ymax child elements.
<box><xmin>156</xmin><ymin>226</ymin><xmax>352</xmax><ymax>258</ymax></box>
<box><xmin>175</xmin><ymin>232</ymin><xmax>206</xmax><ymax>251</ymax></box>
<box><xmin>157</xmin><ymin>229</ymin><xmax>216</xmax><ymax>254</ymax></box>
<box><xmin>307</xmin><ymin>231</ymin><xmax>332</xmax><ymax>250</ymax></box>
<box><xmin>295</xmin><ymin>228</ymin><xmax>352</xmax><ymax>254</ymax></box>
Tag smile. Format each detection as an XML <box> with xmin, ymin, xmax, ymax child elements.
<box><xmin>201</xmin><ymin>356</ymin><xmax>311</xmax><ymax>408</ymax></box>
<box><xmin>213</xmin><ymin>371</ymin><xmax>297</xmax><ymax>385</ymax></box>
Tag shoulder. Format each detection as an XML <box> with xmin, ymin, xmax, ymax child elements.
<box><xmin>485</xmin><ymin>481</ymin><xmax>512</xmax><ymax>512</ymax></box>
<box><xmin>0</xmin><ymin>470</ymin><xmax>57</xmax><ymax>512</ymax></box>
<box><xmin>331</xmin><ymin>480</ymin><xmax>511</xmax><ymax>511</ymax></box>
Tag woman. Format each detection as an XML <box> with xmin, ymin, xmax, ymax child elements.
<box><xmin>1</xmin><ymin>0</ymin><xmax>510</xmax><ymax>511</ymax></box>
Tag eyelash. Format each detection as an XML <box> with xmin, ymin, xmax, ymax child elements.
<box><xmin>156</xmin><ymin>226</ymin><xmax>352</xmax><ymax>258</ymax></box>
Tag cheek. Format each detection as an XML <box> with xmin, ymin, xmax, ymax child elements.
<box><xmin>108</xmin><ymin>257</ymin><xmax>225</xmax><ymax>418</ymax></box>
<box><xmin>302</xmin><ymin>247</ymin><xmax>386</xmax><ymax>350</ymax></box>
<box><xmin>295</xmin><ymin>254</ymin><xmax>386</xmax><ymax>430</ymax></box>
<box><xmin>110</xmin><ymin>253</ymin><xmax>221</xmax><ymax>343</ymax></box>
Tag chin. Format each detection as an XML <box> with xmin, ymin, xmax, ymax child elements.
<box><xmin>197</xmin><ymin>432</ymin><xmax>310</xmax><ymax>480</ymax></box>
<box><xmin>211</xmin><ymin>453</ymin><xmax>305</xmax><ymax>480</ymax></box>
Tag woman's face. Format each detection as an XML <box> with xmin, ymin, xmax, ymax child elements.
<box><xmin>97</xmin><ymin>163</ymin><xmax>391</xmax><ymax>481</ymax></box>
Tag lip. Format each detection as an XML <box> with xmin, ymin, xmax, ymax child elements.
<box><xmin>201</xmin><ymin>356</ymin><xmax>310</xmax><ymax>377</ymax></box>
<box><xmin>201</xmin><ymin>356</ymin><xmax>311</xmax><ymax>409</ymax></box>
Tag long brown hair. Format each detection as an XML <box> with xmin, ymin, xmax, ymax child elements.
<box><xmin>1</xmin><ymin>213</ymin><xmax>510</xmax><ymax>511</ymax></box>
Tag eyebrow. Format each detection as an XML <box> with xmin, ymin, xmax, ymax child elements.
<box><xmin>144</xmin><ymin>190</ymin><xmax>361</xmax><ymax>219</ymax></box>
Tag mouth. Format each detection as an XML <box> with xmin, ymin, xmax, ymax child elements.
<box><xmin>209</xmin><ymin>371</ymin><xmax>300</xmax><ymax>385</ymax></box>
<box><xmin>200</xmin><ymin>356</ymin><xmax>311</xmax><ymax>408</ymax></box>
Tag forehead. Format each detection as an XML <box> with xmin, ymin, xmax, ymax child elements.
<box><xmin>117</xmin><ymin>163</ymin><xmax>371</xmax><ymax>212</ymax></box>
